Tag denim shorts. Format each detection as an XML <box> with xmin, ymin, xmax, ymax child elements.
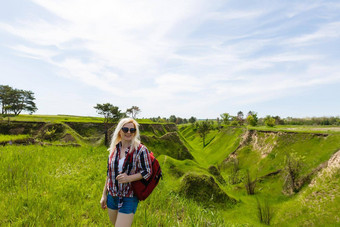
<box><xmin>107</xmin><ymin>194</ymin><xmax>139</xmax><ymax>214</ymax></box>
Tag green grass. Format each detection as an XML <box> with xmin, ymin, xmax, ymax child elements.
<box><xmin>178</xmin><ymin>126</ymin><xmax>243</xmax><ymax>168</ymax></box>
<box><xmin>248</xmin><ymin>124</ymin><xmax>340</xmax><ymax>134</ymax></box>
<box><xmin>178</xmin><ymin>124</ymin><xmax>340</xmax><ymax>226</ymax></box>
<box><xmin>0</xmin><ymin>145</ymin><xmax>109</xmax><ymax>225</ymax></box>
<box><xmin>5</xmin><ymin>114</ymin><xmax>104</xmax><ymax>123</ymax></box>
<box><xmin>0</xmin><ymin>134</ymin><xmax>31</xmax><ymax>142</ymax></box>
<box><xmin>0</xmin><ymin>146</ymin><xmax>232</xmax><ymax>226</ymax></box>
<box><xmin>1</xmin><ymin>120</ymin><xmax>340</xmax><ymax>226</ymax></box>
<box><xmin>273</xmin><ymin>166</ymin><xmax>340</xmax><ymax>225</ymax></box>
<box><xmin>4</xmin><ymin>114</ymin><xmax>156</xmax><ymax>124</ymax></box>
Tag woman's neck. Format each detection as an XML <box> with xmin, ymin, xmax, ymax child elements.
<box><xmin>121</xmin><ymin>140</ymin><xmax>131</xmax><ymax>149</ymax></box>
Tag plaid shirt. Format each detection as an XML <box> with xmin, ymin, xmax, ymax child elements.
<box><xmin>107</xmin><ymin>142</ymin><xmax>152</xmax><ymax>198</ymax></box>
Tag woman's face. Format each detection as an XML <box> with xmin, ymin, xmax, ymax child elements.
<box><xmin>120</xmin><ymin>122</ymin><xmax>136</xmax><ymax>142</ymax></box>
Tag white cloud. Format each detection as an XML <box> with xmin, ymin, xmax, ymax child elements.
<box><xmin>1</xmin><ymin>0</ymin><xmax>340</xmax><ymax>117</ymax></box>
<box><xmin>289</xmin><ymin>22</ymin><xmax>340</xmax><ymax>45</ymax></box>
<box><xmin>10</xmin><ymin>44</ymin><xmax>57</xmax><ymax>60</ymax></box>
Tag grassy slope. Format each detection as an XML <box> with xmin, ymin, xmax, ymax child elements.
<box><xmin>2</xmin><ymin>116</ymin><xmax>340</xmax><ymax>226</ymax></box>
<box><xmin>0</xmin><ymin>117</ymin><xmax>229</xmax><ymax>226</ymax></box>
<box><xmin>0</xmin><ymin>145</ymin><xmax>109</xmax><ymax>226</ymax></box>
<box><xmin>0</xmin><ymin>134</ymin><xmax>31</xmax><ymax>142</ymax></box>
<box><xmin>178</xmin><ymin>124</ymin><xmax>340</xmax><ymax>225</ymax></box>
<box><xmin>0</xmin><ymin>147</ymin><xmax>229</xmax><ymax>226</ymax></box>
<box><xmin>178</xmin><ymin>125</ymin><xmax>243</xmax><ymax>168</ymax></box>
<box><xmin>274</xmin><ymin>165</ymin><xmax>340</xmax><ymax>226</ymax></box>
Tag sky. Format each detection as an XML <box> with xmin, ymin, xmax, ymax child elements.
<box><xmin>1</xmin><ymin>0</ymin><xmax>340</xmax><ymax>119</ymax></box>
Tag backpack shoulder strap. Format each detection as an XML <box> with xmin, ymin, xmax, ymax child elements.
<box><xmin>124</xmin><ymin>144</ymin><xmax>143</xmax><ymax>174</ymax></box>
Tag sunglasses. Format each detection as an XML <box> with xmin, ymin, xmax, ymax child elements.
<box><xmin>121</xmin><ymin>127</ymin><xmax>136</xmax><ymax>133</ymax></box>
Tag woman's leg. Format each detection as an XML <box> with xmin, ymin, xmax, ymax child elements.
<box><xmin>115</xmin><ymin>213</ymin><xmax>135</xmax><ymax>227</ymax></box>
<box><xmin>108</xmin><ymin>208</ymin><xmax>118</xmax><ymax>225</ymax></box>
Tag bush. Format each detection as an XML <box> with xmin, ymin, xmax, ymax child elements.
<box><xmin>247</xmin><ymin>115</ymin><xmax>257</xmax><ymax>126</ymax></box>
<box><xmin>229</xmin><ymin>158</ymin><xmax>240</xmax><ymax>185</ymax></box>
<box><xmin>244</xmin><ymin>170</ymin><xmax>256</xmax><ymax>195</ymax></box>
<box><xmin>264</xmin><ymin>116</ymin><xmax>275</xmax><ymax>127</ymax></box>
<box><xmin>230</xmin><ymin>120</ymin><xmax>239</xmax><ymax>126</ymax></box>
<box><xmin>179</xmin><ymin>173</ymin><xmax>236</xmax><ymax>206</ymax></box>
<box><xmin>208</xmin><ymin>165</ymin><xmax>226</xmax><ymax>185</ymax></box>
<box><xmin>257</xmin><ymin>198</ymin><xmax>274</xmax><ymax>225</ymax></box>
<box><xmin>282</xmin><ymin>153</ymin><xmax>305</xmax><ymax>194</ymax></box>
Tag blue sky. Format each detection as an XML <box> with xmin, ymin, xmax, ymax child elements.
<box><xmin>1</xmin><ymin>0</ymin><xmax>340</xmax><ymax>119</ymax></box>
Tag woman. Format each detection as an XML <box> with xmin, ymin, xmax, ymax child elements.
<box><xmin>100</xmin><ymin>118</ymin><xmax>152</xmax><ymax>226</ymax></box>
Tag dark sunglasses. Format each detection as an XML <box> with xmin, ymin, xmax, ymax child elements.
<box><xmin>121</xmin><ymin>127</ymin><xmax>136</xmax><ymax>133</ymax></box>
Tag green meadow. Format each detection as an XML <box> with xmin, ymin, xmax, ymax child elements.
<box><xmin>1</xmin><ymin>116</ymin><xmax>340</xmax><ymax>226</ymax></box>
<box><xmin>2</xmin><ymin>114</ymin><xmax>154</xmax><ymax>124</ymax></box>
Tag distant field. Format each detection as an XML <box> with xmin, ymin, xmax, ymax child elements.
<box><xmin>4</xmin><ymin>114</ymin><xmax>104</xmax><ymax>123</ymax></box>
<box><xmin>248</xmin><ymin>124</ymin><xmax>340</xmax><ymax>134</ymax></box>
<box><xmin>3</xmin><ymin>114</ymin><xmax>154</xmax><ymax>124</ymax></box>
<box><xmin>0</xmin><ymin>134</ymin><xmax>30</xmax><ymax>142</ymax></box>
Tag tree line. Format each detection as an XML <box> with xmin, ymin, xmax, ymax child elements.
<box><xmin>0</xmin><ymin>85</ymin><xmax>37</xmax><ymax>116</ymax></box>
<box><xmin>94</xmin><ymin>103</ymin><xmax>340</xmax><ymax>128</ymax></box>
<box><xmin>1</xmin><ymin>86</ymin><xmax>338</xmax><ymax>128</ymax></box>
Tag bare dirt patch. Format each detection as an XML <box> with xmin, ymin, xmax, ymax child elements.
<box><xmin>252</xmin><ymin>131</ymin><xmax>278</xmax><ymax>158</ymax></box>
<box><xmin>309</xmin><ymin>150</ymin><xmax>340</xmax><ymax>187</ymax></box>
<box><xmin>285</xmin><ymin>127</ymin><xmax>340</xmax><ymax>132</ymax></box>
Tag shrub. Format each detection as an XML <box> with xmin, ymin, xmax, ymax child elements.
<box><xmin>256</xmin><ymin>198</ymin><xmax>274</xmax><ymax>225</ymax></box>
<box><xmin>208</xmin><ymin>165</ymin><xmax>226</xmax><ymax>185</ymax></box>
<box><xmin>179</xmin><ymin>173</ymin><xmax>236</xmax><ymax>206</ymax></box>
<box><xmin>264</xmin><ymin>116</ymin><xmax>275</xmax><ymax>127</ymax></box>
<box><xmin>230</xmin><ymin>120</ymin><xmax>239</xmax><ymax>126</ymax></box>
<box><xmin>247</xmin><ymin>115</ymin><xmax>257</xmax><ymax>126</ymax></box>
<box><xmin>282</xmin><ymin>153</ymin><xmax>305</xmax><ymax>194</ymax></box>
<box><xmin>244</xmin><ymin>170</ymin><xmax>257</xmax><ymax>195</ymax></box>
<box><xmin>229</xmin><ymin>158</ymin><xmax>240</xmax><ymax>185</ymax></box>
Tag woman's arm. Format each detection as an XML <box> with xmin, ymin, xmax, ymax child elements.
<box><xmin>102</xmin><ymin>176</ymin><xmax>108</xmax><ymax>196</ymax></box>
<box><xmin>100</xmin><ymin>177</ymin><xmax>108</xmax><ymax>209</ymax></box>
<box><xmin>116</xmin><ymin>172</ymin><xmax>142</xmax><ymax>183</ymax></box>
<box><xmin>136</xmin><ymin>145</ymin><xmax>152</xmax><ymax>180</ymax></box>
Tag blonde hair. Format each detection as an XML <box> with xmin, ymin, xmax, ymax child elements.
<box><xmin>108</xmin><ymin>117</ymin><xmax>141</xmax><ymax>154</ymax></box>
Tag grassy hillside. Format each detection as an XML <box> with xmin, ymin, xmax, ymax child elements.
<box><xmin>178</xmin><ymin>125</ymin><xmax>243</xmax><ymax>167</ymax></box>
<box><xmin>177</xmin><ymin>124</ymin><xmax>340</xmax><ymax>225</ymax></box>
<box><xmin>1</xmin><ymin>116</ymin><xmax>340</xmax><ymax>226</ymax></box>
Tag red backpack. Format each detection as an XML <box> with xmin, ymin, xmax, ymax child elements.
<box><xmin>125</xmin><ymin>144</ymin><xmax>162</xmax><ymax>201</ymax></box>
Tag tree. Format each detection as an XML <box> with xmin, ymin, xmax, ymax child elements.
<box><xmin>0</xmin><ymin>85</ymin><xmax>14</xmax><ymax>114</ymax></box>
<box><xmin>169</xmin><ymin>115</ymin><xmax>177</xmax><ymax>123</ymax></box>
<box><xmin>217</xmin><ymin>117</ymin><xmax>221</xmax><ymax>130</ymax></box>
<box><xmin>264</xmin><ymin>115</ymin><xmax>275</xmax><ymax>127</ymax></box>
<box><xmin>237</xmin><ymin>111</ymin><xmax>244</xmax><ymax>125</ymax></box>
<box><xmin>220</xmin><ymin>113</ymin><xmax>231</xmax><ymax>125</ymax></box>
<box><xmin>189</xmin><ymin>116</ymin><xmax>197</xmax><ymax>124</ymax></box>
<box><xmin>196</xmin><ymin>120</ymin><xmax>213</xmax><ymax>147</ymax></box>
<box><xmin>176</xmin><ymin>117</ymin><xmax>183</xmax><ymax>124</ymax></box>
<box><xmin>94</xmin><ymin>103</ymin><xmax>123</xmax><ymax>146</ymax></box>
<box><xmin>94</xmin><ymin>103</ymin><xmax>123</xmax><ymax>123</ymax></box>
<box><xmin>0</xmin><ymin>85</ymin><xmax>37</xmax><ymax>115</ymax></box>
<box><xmin>126</xmin><ymin>106</ymin><xmax>141</xmax><ymax>119</ymax></box>
<box><xmin>11</xmin><ymin>90</ymin><xmax>37</xmax><ymax>115</ymax></box>
<box><xmin>246</xmin><ymin>111</ymin><xmax>258</xmax><ymax>126</ymax></box>
<box><xmin>273</xmin><ymin>115</ymin><xmax>284</xmax><ymax>125</ymax></box>
<box><xmin>230</xmin><ymin>116</ymin><xmax>239</xmax><ymax>126</ymax></box>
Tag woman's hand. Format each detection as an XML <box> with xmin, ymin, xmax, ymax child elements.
<box><xmin>116</xmin><ymin>173</ymin><xmax>130</xmax><ymax>183</ymax></box>
<box><xmin>100</xmin><ymin>195</ymin><xmax>107</xmax><ymax>210</ymax></box>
